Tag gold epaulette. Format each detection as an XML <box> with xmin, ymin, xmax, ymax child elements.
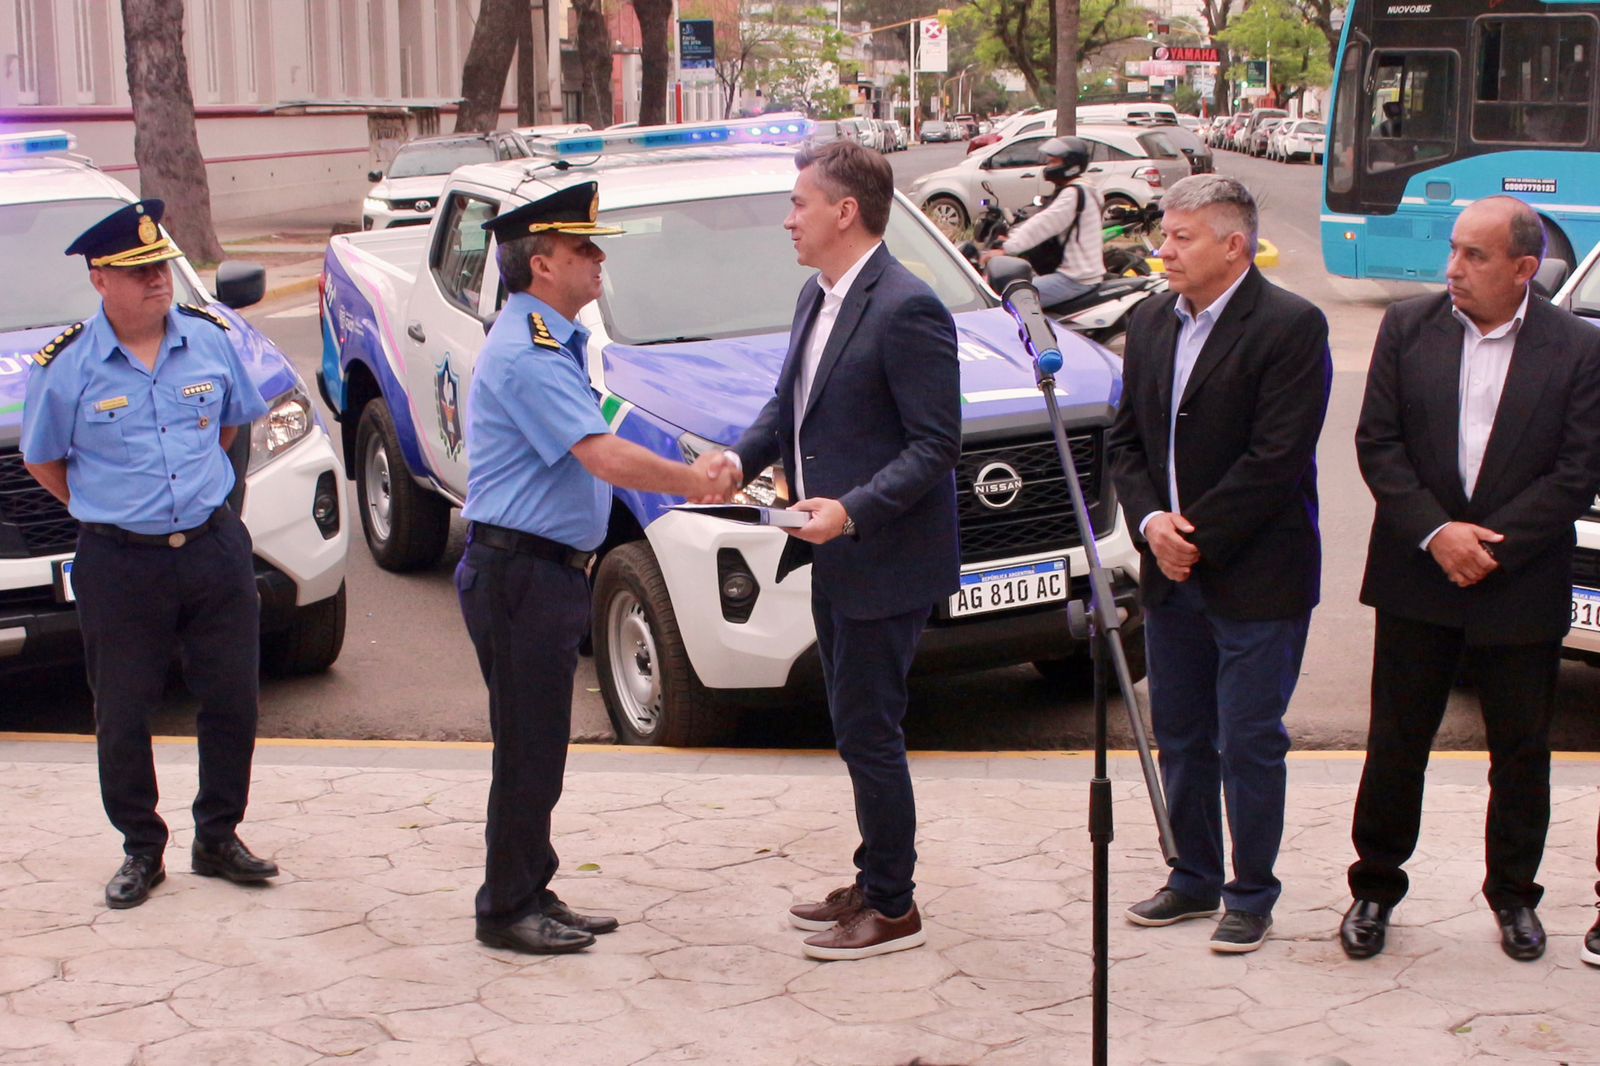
<box><xmin>31</xmin><ymin>322</ymin><xmax>85</xmax><ymax>368</ymax></box>
<box><xmin>177</xmin><ymin>303</ymin><xmax>231</xmax><ymax>331</ymax></box>
<box><xmin>529</xmin><ymin>312</ymin><xmax>563</xmax><ymax>350</ymax></box>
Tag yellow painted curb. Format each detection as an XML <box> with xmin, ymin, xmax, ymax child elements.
<box><xmin>258</xmin><ymin>275</ymin><xmax>320</xmax><ymax>305</ymax></box>
<box><xmin>1145</xmin><ymin>237</ymin><xmax>1279</xmax><ymax>273</ymax></box>
<box><xmin>4</xmin><ymin>731</ymin><xmax>1600</xmax><ymax>763</ymax></box>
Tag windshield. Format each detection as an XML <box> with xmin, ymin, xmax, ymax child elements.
<box><xmin>387</xmin><ymin>140</ymin><xmax>496</xmax><ymax>179</ymax></box>
<box><xmin>0</xmin><ymin>198</ymin><xmax>203</xmax><ymax>332</ymax></box>
<box><xmin>595</xmin><ymin>191</ymin><xmax>989</xmax><ymax>344</ymax></box>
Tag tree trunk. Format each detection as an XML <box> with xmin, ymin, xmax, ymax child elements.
<box><xmin>455</xmin><ymin>0</ymin><xmax>521</xmax><ymax>132</ymax></box>
<box><xmin>121</xmin><ymin>0</ymin><xmax>222</xmax><ymax>263</ymax></box>
<box><xmin>634</xmin><ymin>0</ymin><xmax>673</xmax><ymax>125</ymax></box>
<box><xmin>574</xmin><ymin>0</ymin><xmax>613</xmax><ymax>127</ymax></box>
<box><xmin>1056</xmin><ymin>0</ymin><xmax>1078</xmax><ymax>134</ymax></box>
<box><xmin>517</xmin><ymin>3</ymin><xmax>538</xmax><ymax>125</ymax></box>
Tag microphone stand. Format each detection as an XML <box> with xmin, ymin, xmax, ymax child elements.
<box><xmin>995</xmin><ymin>264</ymin><xmax>1178</xmax><ymax>1066</ymax></box>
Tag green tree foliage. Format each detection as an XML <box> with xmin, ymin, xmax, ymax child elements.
<box><xmin>1218</xmin><ymin>0</ymin><xmax>1332</xmax><ymax>109</ymax></box>
<box><xmin>743</xmin><ymin>6</ymin><xmax>853</xmax><ymax>117</ymax></box>
<box><xmin>948</xmin><ymin>0</ymin><xmax>1145</xmax><ymax>105</ymax></box>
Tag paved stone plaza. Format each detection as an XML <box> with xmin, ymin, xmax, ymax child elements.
<box><xmin>1</xmin><ymin>740</ymin><xmax>1597</xmax><ymax>1065</ymax></box>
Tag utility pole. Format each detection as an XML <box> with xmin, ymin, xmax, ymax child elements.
<box><xmin>848</xmin><ymin>10</ymin><xmax>951</xmax><ymax>142</ymax></box>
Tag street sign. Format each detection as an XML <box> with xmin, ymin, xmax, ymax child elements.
<box><xmin>918</xmin><ymin>19</ymin><xmax>948</xmax><ymax>73</ymax></box>
<box><xmin>1244</xmin><ymin>59</ymin><xmax>1268</xmax><ymax>87</ymax></box>
<box><xmin>1154</xmin><ymin>45</ymin><xmax>1221</xmax><ymax>65</ymax></box>
<box><xmin>679</xmin><ymin>19</ymin><xmax>716</xmax><ymax>83</ymax></box>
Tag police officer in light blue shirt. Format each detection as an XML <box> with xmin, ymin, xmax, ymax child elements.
<box><xmin>21</xmin><ymin>199</ymin><xmax>281</xmax><ymax>909</ymax></box>
<box><xmin>459</xmin><ymin>181</ymin><xmax>738</xmax><ymax>955</ymax></box>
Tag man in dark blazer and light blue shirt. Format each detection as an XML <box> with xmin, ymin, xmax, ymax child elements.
<box><xmin>730</xmin><ymin>139</ymin><xmax>961</xmax><ymax>961</ymax></box>
<box><xmin>1108</xmin><ymin>174</ymin><xmax>1332</xmax><ymax>954</ymax></box>
<box><xmin>1341</xmin><ymin>196</ymin><xmax>1600</xmax><ymax>962</ymax></box>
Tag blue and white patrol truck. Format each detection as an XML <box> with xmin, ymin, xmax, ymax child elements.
<box><xmin>0</xmin><ymin>131</ymin><xmax>348</xmax><ymax>676</ymax></box>
<box><xmin>318</xmin><ymin>119</ymin><xmax>1144</xmax><ymax>745</ymax></box>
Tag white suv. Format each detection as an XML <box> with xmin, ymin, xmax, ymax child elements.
<box><xmin>0</xmin><ymin>131</ymin><xmax>348</xmax><ymax>676</ymax></box>
<box><xmin>1551</xmin><ymin>245</ymin><xmax>1600</xmax><ymax>663</ymax></box>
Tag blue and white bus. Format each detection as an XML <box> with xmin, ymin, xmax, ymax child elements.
<box><xmin>1321</xmin><ymin>0</ymin><xmax>1600</xmax><ymax>282</ymax></box>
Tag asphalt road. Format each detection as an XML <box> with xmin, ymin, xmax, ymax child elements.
<box><xmin>11</xmin><ymin>141</ymin><xmax>1600</xmax><ymax>751</ymax></box>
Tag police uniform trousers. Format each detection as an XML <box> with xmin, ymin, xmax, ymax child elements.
<box><xmin>71</xmin><ymin>506</ymin><xmax>260</xmax><ymax>859</ymax></box>
<box><xmin>455</xmin><ymin>540</ymin><xmax>589</xmax><ymax>927</ymax></box>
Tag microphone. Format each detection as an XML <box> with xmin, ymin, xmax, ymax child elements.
<box><xmin>986</xmin><ymin>255</ymin><xmax>1064</xmax><ymax>375</ymax></box>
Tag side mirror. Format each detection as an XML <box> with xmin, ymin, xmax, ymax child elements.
<box><xmin>367</xmin><ymin>170</ymin><xmax>383</xmax><ymax>183</ymax></box>
<box><xmin>214</xmin><ymin>261</ymin><xmax>266</xmax><ymax>310</ymax></box>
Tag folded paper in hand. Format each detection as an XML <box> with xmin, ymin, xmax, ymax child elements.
<box><xmin>670</xmin><ymin>503</ymin><xmax>812</xmax><ymax>529</ymax></box>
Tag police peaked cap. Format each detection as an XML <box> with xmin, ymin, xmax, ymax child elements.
<box><xmin>65</xmin><ymin>199</ymin><xmax>184</xmax><ymax>268</ymax></box>
<box><xmin>482</xmin><ymin>181</ymin><xmax>624</xmax><ymax>239</ymax></box>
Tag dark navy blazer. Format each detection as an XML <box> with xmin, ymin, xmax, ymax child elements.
<box><xmin>733</xmin><ymin>243</ymin><xmax>962</xmax><ymax>620</ymax></box>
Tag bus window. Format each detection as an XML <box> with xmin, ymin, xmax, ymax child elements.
<box><xmin>1327</xmin><ymin>40</ymin><xmax>1363</xmax><ymax>196</ymax></box>
<box><xmin>1473</xmin><ymin>18</ymin><xmax>1594</xmax><ymax>146</ymax></box>
<box><xmin>1367</xmin><ymin>52</ymin><xmax>1457</xmax><ymax>173</ymax></box>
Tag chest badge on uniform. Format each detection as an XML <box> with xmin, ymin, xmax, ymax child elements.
<box><xmin>94</xmin><ymin>396</ymin><xmax>129</xmax><ymax>413</ymax></box>
<box><xmin>198</xmin><ymin>416</ymin><xmax>211</xmax><ymax>429</ymax></box>
<box><xmin>181</xmin><ymin>381</ymin><xmax>215</xmax><ymax>398</ymax></box>
<box><xmin>435</xmin><ymin>354</ymin><xmax>464</xmax><ymax>460</ymax></box>
<box><xmin>528</xmin><ymin>313</ymin><xmax>563</xmax><ymax>351</ymax></box>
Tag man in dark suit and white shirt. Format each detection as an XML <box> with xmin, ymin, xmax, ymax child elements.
<box><xmin>1341</xmin><ymin>196</ymin><xmax>1600</xmax><ymax>962</ymax></box>
<box><xmin>1108</xmin><ymin>174</ymin><xmax>1332</xmax><ymax>954</ymax></box>
<box><xmin>729</xmin><ymin>140</ymin><xmax>961</xmax><ymax>961</ymax></box>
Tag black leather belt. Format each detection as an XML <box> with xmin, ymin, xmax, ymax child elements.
<box><xmin>467</xmin><ymin>522</ymin><xmax>594</xmax><ymax>571</ymax></box>
<box><xmin>82</xmin><ymin>507</ymin><xmax>227</xmax><ymax>549</ymax></box>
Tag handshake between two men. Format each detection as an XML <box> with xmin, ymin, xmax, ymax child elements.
<box><xmin>685</xmin><ymin>449</ymin><xmax>853</xmax><ymax>547</ymax></box>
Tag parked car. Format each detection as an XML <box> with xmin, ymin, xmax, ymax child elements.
<box><xmin>363</xmin><ymin>130</ymin><xmax>530</xmax><ymax>231</ymax></box>
<box><xmin>1156</xmin><ymin>124</ymin><xmax>1215</xmax><ymax>173</ymax></box>
<box><xmin>909</xmin><ymin>123</ymin><xmax>1184</xmax><ymax>238</ymax></box>
<box><xmin>885</xmin><ymin>119</ymin><xmax>908</xmax><ymax>151</ymax></box>
<box><xmin>952</xmin><ymin>113</ymin><xmax>978</xmax><ymax>138</ymax></box>
<box><xmin>806</xmin><ymin>119</ymin><xmax>849</xmax><ymax>147</ymax></box>
<box><xmin>921</xmin><ymin>119</ymin><xmax>954</xmax><ymax>143</ymax></box>
<box><xmin>848</xmin><ymin>118</ymin><xmax>879</xmax><ymax>151</ymax></box>
<box><xmin>1269</xmin><ymin>119</ymin><xmax>1327</xmax><ymax>162</ymax></box>
<box><xmin>872</xmin><ymin>119</ymin><xmax>895</xmax><ymax>153</ymax></box>
<box><xmin>1206</xmin><ymin>116</ymin><xmax>1235</xmax><ymax>147</ymax></box>
<box><xmin>1236</xmin><ymin>108</ymin><xmax>1288</xmax><ymax>153</ymax></box>
<box><xmin>1176</xmin><ymin>114</ymin><xmax>1203</xmax><ymax>133</ymax></box>
<box><xmin>1</xmin><ymin>130</ymin><xmax>349</xmax><ymax>677</ymax></box>
<box><xmin>1248</xmin><ymin>117</ymin><xmax>1286</xmax><ymax>157</ymax></box>
<box><xmin>1077</xmin><ymin>102</ymin><xmax>1181</xmax><ymax>127</ymax></box>
<box><xmin>318</xmin><ymin>118</ymin><xmax>1145</xmax><ymax>745</ymax></box>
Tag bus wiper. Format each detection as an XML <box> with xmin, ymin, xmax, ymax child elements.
<box><xmin>638</xmin><ymin>335</ymin><xmax>711</xmax><ymax>345</ymax></box>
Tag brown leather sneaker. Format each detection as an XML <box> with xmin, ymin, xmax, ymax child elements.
<box><xmin>802</xmin><ymin>903</ymin><xmax>925</xmax><ymax>961</ymax></box>
<box><xmin>788</xmin><ymin>884</ymin><xmax>865</xmax><ymax>931</ymax></box>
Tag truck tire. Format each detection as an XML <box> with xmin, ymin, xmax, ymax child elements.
<box><xmin>1033</xmin><ymin>633</ymin><xmax>1147</xmax><ymax>687</ymax></box>
<box><xmin>354</xmin><ymin>399</ymin><xmax>451</xmax><ymax>572</ymax></box>
<box><xmin>593</xmin><ymin>541</ymin><xmax>733</xmax><ymax>746</ymax></box>
<box><xmin>262</xmin><ymin>583</ymin><xmax>347</xmax><ymax>676</ymax></box>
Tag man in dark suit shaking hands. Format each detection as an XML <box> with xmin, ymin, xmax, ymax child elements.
<box><xmin>1341</xmin><ymin>197</ymin><xmax>1600</xmax><ymax>962</ymax></box>
<box><xmin>730</xmin><ymin>140</ymin><xmax>961</xmax><ymax>961</ymax></box>
<box><xmin>1108</xmin><ymin>175</ymin><xmax>1332</xmax><ymax>954</ymax></box>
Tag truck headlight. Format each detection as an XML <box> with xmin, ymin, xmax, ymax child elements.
<box><xmin>362</xmin><ymin>197</ymin><xmax>387</xmax><ymax>213</ymax></box>
<box><xmin>248</xmin><ymin>385</ymin><xmax>314</xmax><ymax>472</ymax></box>
<box><xmin>677</xmin><ymin>431</ymin><xmax>790</xmax><ymax>507</ymax></box>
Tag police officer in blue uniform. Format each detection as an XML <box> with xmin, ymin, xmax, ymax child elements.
<box><xmin>21</xmin><ymin>200</ymin><xmax>280</xmax><ymax>908</ymax></box>
<box><xmin>461</xmin><ymin>181</ymin><xmax>738</xmax><ymax>954</ymax></box>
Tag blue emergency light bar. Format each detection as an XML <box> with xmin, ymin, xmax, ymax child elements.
<box><xmin>531</xmin><ymin>116</ymin><xmax>814</xmax><ymax>159</ymax></box>
<box><xmin>0</xmin><ymin>129</ymin><xmax>77</xmax><ymax>159</ymax></box>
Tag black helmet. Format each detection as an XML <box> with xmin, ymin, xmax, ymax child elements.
<box><xmin>1039</xmin><ymin>136</ymin><xmax>1090</xmax><ymax>184</ymax></box>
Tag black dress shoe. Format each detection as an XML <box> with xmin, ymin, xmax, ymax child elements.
<box><xmin>543</xmin><ymin>898</ymin><xmax>619</xmax><ymax>935</ymax></box>
<box><xmin>1494</xmin><ymin>906</ymin><xmax>1546</xmax><ymax>961</ymax></box>
<box><xmin>477</xmin><ymin>915</ymin><xmax>595</xmax><ymax>955</ymax></box>
<box><xmin>1339</xmin><ymin>899</ymin><xmax>1393</xmax><ymax>959</ymax></box>
<box><xmin>106</xmin><ymin>854</ymin><xmax>165</xmax><ymax>909</ymax></box>
<box><xmin>1581</xmin><ymin>906</ymin><xmax>1600</xmax><ymax>968</ymax></box>
<box><xmin>191</xmin><ymin>837</ymin><xmax>280</xmax><ymax>883</ymax></box>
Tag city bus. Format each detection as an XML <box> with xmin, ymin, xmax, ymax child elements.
<box><xmin>1321</xmin><ymin>0</ymin><xmax>1600</xmax><ymax>282</ymax></box>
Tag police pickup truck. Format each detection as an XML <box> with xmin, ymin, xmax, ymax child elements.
<box><xmin>318</xmin><ymin>119</ymin><xmax>1143</xmax><ymax>745</ymax></box>
<box><xmin>1552</xmin><ymin>244</ymin><xmax>1600</xmax><ymax>663</ymax></box>
<box><xmin>0</xmin><ymin>131</ymin><xmax>348</xmax><ymax>676</ymax></box>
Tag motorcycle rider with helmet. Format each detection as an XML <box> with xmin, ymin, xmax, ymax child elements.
<box><xmin>979</xmin><ymin>136</ymin><xmax>1105</xmax><ymax>308</ymax></box>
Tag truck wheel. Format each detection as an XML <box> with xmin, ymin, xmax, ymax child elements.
<box><xmin>1033</xmin><ymin>633</ymin><xmax>1147</xmax><ymax>687</ymax></box>
<box><xmin>354</xmin><ymin>399</ymin><xmax>451</xmax><ymax>572</ymax></box>
<box><xmin>262</xmin><ymin>583</ymin><xmax>347</xmax><ymax>676</ymax></box>
<box><xmin>593</xmin><ymin>542</ymin><xmax>733</xmax><ymax>746</ymax></box>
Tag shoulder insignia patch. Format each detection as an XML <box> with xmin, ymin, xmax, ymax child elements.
<box><xmin>177</xmin><ymin>303</ymin><xmax>231</xmax><ymax>331</ymax></box>
<box><xmin>528</xmin><ymin>312</ymin><xmax>563</xmax><ymax>350</ymax></box>
<box><xmin>30</xmin><ymin>321</ymin><xmax>85</xmax><ymax>369</ymax></box>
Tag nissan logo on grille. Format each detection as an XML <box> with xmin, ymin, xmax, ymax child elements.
<box><xmin>414</xmin><ymin>200</ymin><xmax>434</xmax><ymax>212</ymax></box>
<box><xmin>973</xmin><ymin>462</ymin><xmax>1024</xmax><ymax>509</ymax></box>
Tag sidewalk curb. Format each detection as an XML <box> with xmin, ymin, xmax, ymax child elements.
<box><xmin>259</xmin><ymin>274</ymin><xmax>320</xmax><ymax>305</ymax></box>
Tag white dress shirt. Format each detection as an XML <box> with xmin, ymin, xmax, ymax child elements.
<box><xmin>1139</xmin><ymin>268</ymin><xmax>1251</xmax><ymax>536</ymax></box>
<box><xmin>1418</xmin><ymin>290</ymin><xmax>1529</xmax><ymax>549</ymax></box>
<box><xmin>792</xmin><ymin>242</ymin><xmax>881</xmax><ymax>499</ymax></box>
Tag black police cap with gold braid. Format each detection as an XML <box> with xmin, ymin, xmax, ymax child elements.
<box><xmin>64</xmin><ymin>199</ymin><xmax>183</xmax><ymax>269</ymax></box>
<box><xmin>481</xmin><ymin>181</ymin><xmax>624</xmax><ymax>240</ymax></box>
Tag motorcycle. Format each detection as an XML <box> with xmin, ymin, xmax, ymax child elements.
<box><xmin>958</xmin><ymin>183</ymin><xmax>1166</xmax><ymax>348</ymax></box>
